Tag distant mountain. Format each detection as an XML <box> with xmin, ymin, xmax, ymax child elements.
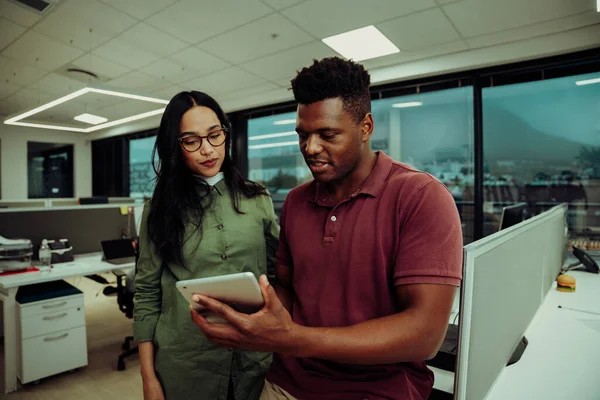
<box><xmin>483</xmin><ymin>105</ymin><xmax>582</xmax><ymax>164</ymax></box>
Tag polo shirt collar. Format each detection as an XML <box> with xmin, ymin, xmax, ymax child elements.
<box><xmin>307</xmin><ymin>151</ymin><xmax>392</xmax><ymax>204</ymax></box>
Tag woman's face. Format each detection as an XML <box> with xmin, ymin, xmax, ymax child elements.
<box><xmin>178</xmin><ymin>106</ymin><xmax>227</xmax><ymax>177</ymax></box>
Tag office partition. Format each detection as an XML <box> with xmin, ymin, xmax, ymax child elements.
<box><xmin>0</xmin><ymin>204</ymin><xmax>132</xmax><ymax>256</ymax></box>
<box><xmin>454</xmin><ymin>204</ymin><xmax>567</xmax><ymax>400</ymax></box>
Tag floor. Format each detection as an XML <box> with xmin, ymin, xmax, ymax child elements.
<box><xmin>1</xmin><ymin>273</ymin><xmax>143</xmax><ymax>400</ymax></box>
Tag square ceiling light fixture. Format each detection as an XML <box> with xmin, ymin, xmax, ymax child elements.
<box><xmin>3</xmin><ymin>86</ymin><xmax>169</xmax><ymax>133</ymax></box>
<box><xmin>322</xmin><ymin>25</ymin><xmax>400</xmax><ymax>62</ymax></box>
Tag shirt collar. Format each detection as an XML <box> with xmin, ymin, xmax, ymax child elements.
<box><xmin>307</xmin><ymin>151</ymin><xmax>392</xmax><ymax>204</ymax></box>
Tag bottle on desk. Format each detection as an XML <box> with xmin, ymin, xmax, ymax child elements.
<box><xmin>39</xmin><ymin>239</ymin><xmax>52</xmax><ymax>266</ymax></box>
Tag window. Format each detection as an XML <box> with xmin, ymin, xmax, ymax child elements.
<box><xmin>247</xmin><ymin>112</ymin><xmax>310</xmax><ymax>215</ymax></box>
<box><xmin>129</xmin><ymin>136</ymin><xmax>157</xmax><ymax>198</ymax></box>
<box><xmin>247</xmin><ymin>86</ymin><xmax>475</xmax><ymax>243</ymax></box>
<box><xmin>482</xmin><ymin>71</ymin><xmax>600</xmax><ymax>236</ymax></box>
<box><xmin>27</xmin><ymin>142</ymin><xmax>74</xmax><ymax>198</ymax></box>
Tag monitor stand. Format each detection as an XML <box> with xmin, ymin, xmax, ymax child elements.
<box><xmin>507</xmin><ymin>335</ymin><xmax>528</xmax><ymax>366</ymax></box>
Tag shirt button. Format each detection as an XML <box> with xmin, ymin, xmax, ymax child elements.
<box><xmin>221</xmin><ymin>254</ymin><xmax>228</xmax><ymax>261</ymax></box>
<box><xmin>217</xmin><ymin>224</ymin><xmax>224</xmax><ymax>230</ymax></box>
<box><xmin>331</xmin><ymin>216</ymin><xmax>337</xmax><ymax>222</ymax></box>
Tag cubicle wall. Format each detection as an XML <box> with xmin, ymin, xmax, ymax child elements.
<box><xmin>0</xmin><ymin>204</ymin><xmax>134</xmax><ymax>256</ymax></box>
<box><xmin>454</xmin><ymin>204</ymin><xmax>567</xmax><ymax>400</ymax></box>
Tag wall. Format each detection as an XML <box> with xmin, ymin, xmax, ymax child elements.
<box><xmin>0</xmin><ymin>124</ymin><xmax>92</xmax><ymax>200</ymax></box>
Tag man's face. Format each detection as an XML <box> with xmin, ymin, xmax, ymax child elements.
<box><xmin>296</xmin><ymin>98</ymin><xmax>370</xmax><ymax>183</ymax></box>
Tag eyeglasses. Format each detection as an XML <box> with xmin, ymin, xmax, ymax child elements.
<box><xmin>178</xmin><ymin>127</ymin><xmax>228</xmax><ymax>152</ymax></box>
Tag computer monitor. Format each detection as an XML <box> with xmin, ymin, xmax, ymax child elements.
<box><xmin>499</xmin><ymin>202</ymin><xmax>526</xmax><ymax>230</ymax></box>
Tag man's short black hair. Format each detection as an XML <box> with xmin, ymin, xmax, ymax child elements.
<box><xmin>291</xmin><ymin>57</ymin><xmax>371</xmax><ymax>123</ymax></box>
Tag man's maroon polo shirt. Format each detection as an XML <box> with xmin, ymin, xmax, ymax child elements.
<box><xmin>266</xmin><ymin>151</ymin><xmax>463</xmax><ymax>400</ymax></box>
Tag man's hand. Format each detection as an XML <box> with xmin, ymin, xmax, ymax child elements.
<box><xmin>190</xmin><ymin>275</ymin><xmax>300</xmax><ymax>354</ymax></box>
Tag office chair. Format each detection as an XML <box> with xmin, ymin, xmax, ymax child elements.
<box><xmin>103</xmin><ymin>237</ymin><xmax>139</xmax><ymax>371</ymax></box>
<box><xmin>112</xmin><ymin>267</ymin><xmax>138</xmax><ymax>371</ymax></box>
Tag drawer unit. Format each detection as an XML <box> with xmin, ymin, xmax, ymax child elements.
<box><xmin>15</xmin><ymin>280</ymin><xmax>88</xmax><ymax>384</ymax></box>
<box><xmin>19</xmin><ymin>305</ymin><xmax>85</xmax><ymax>340</ymax></box>
<box><xmin>18</xmin><ymin>294</ymin><xmax>83</xmax><ymax>319</ymax></box>
<box><xmin>19</xmin><ymin>326</ymin><xmax>88</xmax><ymax>384</ymax></box>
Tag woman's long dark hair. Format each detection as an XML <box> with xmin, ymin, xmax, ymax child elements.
<box><xmin>147</xmin><ymin>91</ymin><xmax>267</xmax><ymax>267</ymax></box>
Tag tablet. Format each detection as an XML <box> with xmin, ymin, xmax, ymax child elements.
<box><xmin>176</xmin><ymin>272</ymin><xmax>264</xmax><ymax>323</ymax></box>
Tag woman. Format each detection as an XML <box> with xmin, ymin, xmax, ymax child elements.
<box><xmin>133</xmin><ymin>91</ymin><xmax>279</xmax><ymax>400</ymax></box>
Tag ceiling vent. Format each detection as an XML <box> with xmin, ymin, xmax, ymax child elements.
<box><xmin>7</xmin><ymin>0</ymin><xmax>56</xmax><ymax>15</ymax></box>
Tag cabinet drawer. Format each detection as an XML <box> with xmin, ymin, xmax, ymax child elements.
<box><xmin>20</xmin><ymin>306</ymin><xmax>85</xmax><ymax>340</ymax></box>
<box><xmin>18</xmin><ymin>294</ymin><xmax>83</xmax><ymax>319</ymax></box>
<box><xmin>19</xmin><ymin>326</ymin><xmax>88</xmax><ymax>384</ymax></box>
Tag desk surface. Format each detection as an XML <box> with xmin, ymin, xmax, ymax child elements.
<box><xmin>485</xmin><ymin>270</ymin><xmax>600</xmax><ymax>399</ymax></box>
<box><xmin>0</xmin><ymin>253</ymin><xmax>134</xmax><ymax>289</ymax></box>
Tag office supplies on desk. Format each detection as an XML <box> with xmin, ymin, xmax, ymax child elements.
<box><xmin>100</xmin><ymin>239</ymin><xmax>136</xmax><ymax>265</ymax></box>
<box><xmin>47</xmin><ymin>239</ymin><xmax>74</xmax><ymax>264</ymax></box>
<box><xmin>0</xmin><ymin>236</ymin><xmax>33</xmax><ymax>273</ymax></box>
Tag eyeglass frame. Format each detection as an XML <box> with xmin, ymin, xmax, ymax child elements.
<box><xmin>177</xmin><ymin>126</ymin><xmax>229</xmax><ymax>152</ymax></box>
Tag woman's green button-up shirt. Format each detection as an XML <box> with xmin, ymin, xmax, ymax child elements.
<box><xmin>133</xmin><ymin>179</ymin><xmax>279</xmax><ymax>400</ymax></box>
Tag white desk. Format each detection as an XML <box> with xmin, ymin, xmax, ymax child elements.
<box><xmin>486</xmin><ymin>270</ymin><xmax>600</xmax><ymax>399</ymax></box>
<box><xmin>0</xmin><ymin>253</ymin><xmax>134</xmax><ymax>394</ymax></box>
<box><xmin>432</xmin><ymin>266</ymin><xmax>600</xmax><ymax>399</ymax></box>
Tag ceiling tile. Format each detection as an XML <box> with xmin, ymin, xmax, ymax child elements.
<box><xmin>119</xmin><ymin>22</ymin><xmax>189</xmax><ymax>56</ymax></box>
<box><xmin>240</xmin><ymin>41</ymin><xmax>338</xmax><ymax>83</ymax></box>
<box><xmin>219</xmin><ymin>82</ymin><xmax>281</xmax><ymax>101</ymax></box>
<box><xmin>151</xmin><ymin>85</ymin><xmax>184</xmax><ymax>101</ymax></box>
<box><xmin>0</xmin><ymin>18</ymin><xmax>26</xmax><ymax>51</ymax></box>
<box><xmin>466</xmin><ymin>11</ymin><xmax>600</xmax><ymax>49</ymax></box>
<box><xmin>0</xmin><ymin>0</ymin><xmax>43</xmax><ymax>27</ymax></box>
<box><xmin>197</xmin><ymin>13</ymin><xmax>314</xmax><ymax>64</ymax></box>
<box><xmin>169</xmin><ymin>46</ymin><xmax>231</xmax><ymax>81</ymax></box>
<box><xmin>106</xmin><ymin>71</ymin><xmax>171</xmax><ymax>93</ymax></box>
<box><xmin>33</xmin><ymin>0</ymin><xmax>137</xmax><ymax>51</ymax></box>
<box><xmin>282</xmin><ymin>0</ymin><xmax>436</xmax><ymax>38</ymax></box>
<box><xmin>70</xmin><ymin>54</ymin><xmax>131</xmax><ymax>79</ymax></box>
<box><xmin>361</xmin><ymin>40</ymin><xmax>468</xmax><ymax>71</ymax></box>
<box><xmin>92</xmin><ymin>39</ymin><xmax>160</xmax><ymax>69</ymax></box>
<box><xmin>3</xmin><ymin>87</ymin><xmax>56</xmax><ymax>114</ymax></box>
<box><xmin>377</xmin><ymin>8</ymin><xmax>460</xmax><ymax>51</ymax></box>
<box><xmin>220</xmin><ymin>87</ymin><xmax>293</xmax><ymax>112</ymax></box>
<box><xmin>0</xmin><ymin>55</ymin><xmax>47</xmax><ymax>86</ymax></box>
<box><xmin>0</xmin><ymin>79</ymin><xmax>21</xmax><ymax>101</ymax></box>
<box><xmin>28</xmin><ymin>73</ymin><xmax>86</xmax><ymax>96</ymax></box>
<box><xmin>1</xmin><ymin>31</ymin><xmax>84</xmax><ymax>71</ymax></box>
<box><xmin>443</xmin><ymin>0</ymin><xmax>595</xmax><ymax>38</ymax></box>
<box><xmin>98</xmin><ymin>0</ymin><xmax>177</xmax><ymax>20</ymax></box>
<box><xmin>435</xmin><ymin>0</ymin><xmax>465</xmax><ymax>4</ymax></box>
<box><xmin>260</xmin><ymin>0</ymin><xmax>306</xmax><ymax>10</ymax></box>
<box><xmin>146</xmin><ymin>0</ymin><xmax>273</xmax><ymax>43</ymax></box>
<box><xmin>184</xmin><ymin>67</ymin><xmax>267</xmax><ymax>97</ymax></box>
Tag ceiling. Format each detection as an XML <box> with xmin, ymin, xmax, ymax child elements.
<box><xmin>1</xmin><ymin>0</ymin><xmax>599</xmax><ymax>139</ymax></box>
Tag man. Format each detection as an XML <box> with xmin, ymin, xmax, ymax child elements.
<box><xmin>191</xmin><ymin>57</ymin><xmax>463</xmax><ymax>400</ymax></box>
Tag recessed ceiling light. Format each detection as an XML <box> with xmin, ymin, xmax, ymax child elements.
<box><xmin>392</xmin><ymin>101</ymin><xmax>423</xmax><ymax>108</ymax></box>
<box><xmin>3</xmin><ymin>86</ymin><xmax>168</xmax><ymax>133</ymax></box>
<box><xmin>74</xmin><ymin>113</ymin><xmax>108</xmax><ymax>125</ymax></box>
<box><xmin>249</xmin><ymin>131</ymin><xmax>296</xmax><ymax>141</ymax></box>
<box><xmin>273</xmin><ymin>119</ymin><xmax>296</xmax><ymax>125</ymax></box>
<box><xmin>322</xmin><ymin>25</ymin><xmax>400</xmax><ymax>62</ymax></box>
<box><xmin>575</xmin><ymin>77</ymin><xmax>600</xmax><ymax>86</ymax></box>
<box><xmin>248</xmin><ymin>141</ymin><xmax>298</xmax><ymax>150</ymax></box>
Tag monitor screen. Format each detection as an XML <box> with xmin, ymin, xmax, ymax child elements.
<box><xmin>101</xmin><ymin>239</ymin><xmax>135</xmax><ymax>260</ymax></box>
<box><xmin>499</xmin><ymin>202</ymin><xmax>526</xmax><ymax>230</ymax></box>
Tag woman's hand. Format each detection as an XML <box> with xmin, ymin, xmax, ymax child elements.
<box><xmin>143</xmin><ymin>376</ymin><xmax>165</xmax><ymax>400</ymax></box>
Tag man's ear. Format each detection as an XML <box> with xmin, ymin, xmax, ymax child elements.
<box><xmin>361</xmin><ymin>113</ymin><xmax>374</xmax><ymax>142</ymax></box>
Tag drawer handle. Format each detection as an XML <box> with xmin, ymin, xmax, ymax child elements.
<box><xmin>44</xmin><ymin>333</ymin><xmax>69</xmax><ymax>342</ymax></box>
<box><xmin>42</xmin><ymin>301</ymin><xmax>67</xmax><ymax>309</ymax></box>
<box><xmin>43</xmin><ymin>312</ymin><xmax>68</xmax><ymax>321</ymax></box>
